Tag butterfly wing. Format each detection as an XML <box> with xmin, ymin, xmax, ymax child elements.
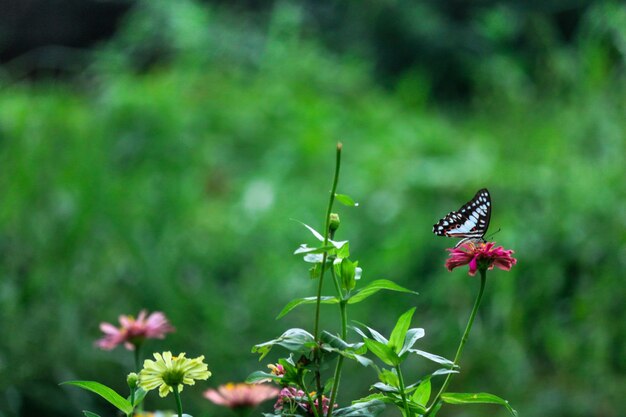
<box><xmin>432</xmin><ymin>189</ymin><xmax>491</xmax><ymax>240</ymax></box>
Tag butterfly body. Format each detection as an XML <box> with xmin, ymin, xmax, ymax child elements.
<box><xmin>433</xmin><ymin>189</ymin><xmax>491</xmax><ymax>246</ymax></box>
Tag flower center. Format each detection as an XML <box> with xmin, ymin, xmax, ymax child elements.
<box><xmin>162</xmin><ymin>369</ymin><xmax>186</xmax><ymax>386</ymax></box>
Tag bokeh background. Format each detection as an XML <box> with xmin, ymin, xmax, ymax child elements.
<box><xmin>1</xmin><ymin>1</ymin><xmax>625</xmax><ymax>417</ymax></box>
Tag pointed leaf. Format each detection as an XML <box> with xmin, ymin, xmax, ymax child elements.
<box><xmin>300</xmin><ymin>222</ymin><xmax>325</xmax><ymax>241</ymax></box>
<box><xmin>334</xmin><ymin>400</ymin><xmax>385</xmax><ymax>417</ymax></box>
<box><xmin>295</xmin><ymin>244</ymin><xmax>336</xmax><ymax>255</ymax></box>
<box><xmin>321</xmin><ymin>332</ymin><xmax>374</xmax><ymax>367</ymax></box>
<box><xmin>429</xmin><ymin>401</ymin><xmax>443</xmax><ymax>417</ymax></box>
<box><xmin>61</xmin><ymin>381</ymin><xmax>132</xmax><ymax>415</ymax></box>
<box><xmin>378</xmin><ymin>369</ymin><xmax>399</xmax><ymax>388</ymax></box>
<box><xmin>441</xmin><ymin>393</ymin><xmax>518</xmax><ymax>416</ymax></box>
<box><xmin>363</xmin><ymin>338</ymin><xmax>399</xmax><ymax>366</ymax></box>
<box><xmin>353</xmin><ymin>323</ymin><xmax>389</xmax><ymax>345</ymax></box>
<box><xmin>411</xmin><ymin>379</ymin><xmax>431</xmax><ymax>406</ymax></box>
<box><xmin>131</xmin><ymin>387</ymin><xmax>147</xmax><ymax>406</ymax></box>
<box><xmin>335</xmin><ymin>194</ymin><xmax>359</xmax><ymax>207</ymax></box>
<box><xmin>83</xmin><ymin>412</ymin><xmax>101</xmax><ymax>417</ymax></box>
<box><xmin>389</xmin><ymin>308</ymin><xmax>415</xmax><ymax>353</ymax></box>
<box><xmin>398</xmin><ymin>328</ymin><xmax>425</xmax><ymax>356</ymax></box>
<box><xmin>337</xmin><ymin>241</ymin><xmax>351</xmax><ymax>258</ymax></box>
<box><xmin>348</xmin><ymin>280</ymin><xmax>417</xmax><ymax>304</ymax></box>
<box><xmin>246</xmin><ymin>371</ymin><xmax>281</xmax><ymax>384</ymax></box>
<box><xmin>371</xmin><ymin>382</ymin><xmax>398</xmax><ymax>393</ymax></box>
<box><xmin>407</xmin><ymin>349</ymin><xmax>455</xmax><ymax>366</ymax></box>
<box><xmin>252</xmin><ymin>328</ymin><xmax>316</xmax><ymax>360</ymax></box>
<box><xmin>277</xmin><ymin>296</ymin><xmax>339</xmax><ymax>319</ymax></box>
<box><xmin>297</xmin><ymin>222</ymin><xmax>348</xmax><ymax>250</ymax></box>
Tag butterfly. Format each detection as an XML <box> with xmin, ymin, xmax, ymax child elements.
<box><xmin>432</xmin><ymin>188</ymin><xmax>492</xmax><ymax>247</ymax></box>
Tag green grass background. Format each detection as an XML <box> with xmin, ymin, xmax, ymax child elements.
<box><xmin>0</xmin><ymin>1</ymin><xmax>625</xmax><ymax>417</ymax></box>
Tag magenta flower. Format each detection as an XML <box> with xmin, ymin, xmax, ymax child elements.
<box><xmin>204</xmin><ymin>383</ymin><xmax>279</xmax><ymax>409</ymax></box>
<box><xmin>274</xmin><ymin>387</ymin><xmax>337</xmax><ymax>416</ymax></box>
<box><xmin>267</xmin><ymin>363</ymin><xmax>285</xmax><ymax>377</ymax></box>
<box><xmin>445</xmin><ymin>241</ymin><xmax>517</xmax><ymax>276</ymax></box>
<box><xmin>96</xmin><ymin>310</ymin><xmax>175</xmax><ymax>351</ymax></box>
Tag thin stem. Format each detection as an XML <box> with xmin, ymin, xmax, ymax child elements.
<box><xmin>313</xmin><ymin>143</ymin><xmax>342</xmax><ymax>417</ymax></box>
<box><xmin>129</xmin><ymin>387</ymin><xmax>135</xmax><ymax>415</ymax></box>
<box><xmin>426</xmin><ymin>269</ymin><xmax>488</xmax><ymax>415</ymax></box>
<box><xmin>133</xmin><ymin>344</ymin><xmax>142</xmax><ymax>372</ymax></box>
<box><xmin>313</xmin><ymin>143</ymin><xmax>342</xmax><ymax>340</ymax></box>
<box><xmin>300</xmin><ymin>375</ymin><xmax>320</xmax><ymax>417</ymax></box>
<box><xmin>173</xmin><ymin>386</ymin><xmax>184</xmax><ymax>417</ymax></box>
<box><xmin>396</xmin><ymin>365</ymin><xmax>411</xmax><ymax>417</ymax></box>
<box><xmin>326</xmin><ymin>300</ymin><xmax>348</xmax><ymax>417</ymax></box>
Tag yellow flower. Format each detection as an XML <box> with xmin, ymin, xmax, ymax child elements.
<box><xmin>139</xmin><ymin>351</ymin><xmax>211</xmax><ymax>397</ymax></box>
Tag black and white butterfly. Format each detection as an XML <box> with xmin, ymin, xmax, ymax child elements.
<box><xmin>432</xmin><ymin>188</ymin><xmax>492</xmax><ymax>247</ymax></box>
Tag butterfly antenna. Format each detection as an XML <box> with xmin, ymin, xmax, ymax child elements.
<box><xmin>486</xmin><ymin>228</ymin><xmax>501</xmax><ymax>241</ymax></box>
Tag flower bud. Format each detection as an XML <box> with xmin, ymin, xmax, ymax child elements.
<box><xmin>127</xmin><ymin>372</ymin><xmax>139</xmax><ymax>389</ymax></box>
<box><xmin>329</xmin><ymin>213</ymin><xmax>340</xmax><ymax>232</ymax></box>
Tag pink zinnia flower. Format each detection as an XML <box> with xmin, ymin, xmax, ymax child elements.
<box><xmin>274</xmin><ymin>387</ymin><xmax>337</xmax><ymax>416</ymax></box>
<box><xmin>445</xmin><ymin>241</ymin><xmax>517</xmax><ymax>276</ymax></box>
<box><xmin>267</xmin><ymin>363</ymin><xmax>285</xmax><ymax>377</ymax></box>
<box><xmin>204</xmin><ymin>383</ymin><xmax>279</xmax><ymax>409</ymax></box>
<box><xmin>96</xmin><ymin>310</ymin><xmax>175</xmax><ymax>351</ymax></box>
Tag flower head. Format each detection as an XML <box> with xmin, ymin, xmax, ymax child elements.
<box><xmin>139</xmin><ymin>352</ymin><xmax>211</xmax><ymax>397</ymax></box>
<box><xmin>267</xmin><ymin>363</ymin><xmax>285</xmax><ymax>377</ymax></box>
<box><xmin>445</xmin><ymin>241</ymin><xmax>517</xmax><ymax>276</ymax></box>
<box><xmin>204</xmin><ymin>383</ymin><xmax>279</xmax><ymax>409</ymax></box>
<box><xmin>96</xmin><ymin>310</ymin><xmax>175</xmax><ymax>351</ymax></box>
<box><xmin>274</xmin><ymin>387</ymin><xmax>337</xmax><ymax>417</ymax></box>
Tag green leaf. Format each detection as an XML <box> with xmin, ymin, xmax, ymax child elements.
<box><xmin>337</xmin><ymin>241</ymin><xmax>350</xmax><ymax>258</ymax></box>
<box><xmin>352</xmin><ymin>323</ymin><xmax>389</xmax><ymax>344</ymax></box>
<box><xmin>441</xmin><ymin>393</ymin><xmax>518</xmax><ymax>416</ymax></box>
<box><xmin>61</xmin><ymin>381</ymin><xmax>133</xmax><ymax>415</ymax></box>
<box><xmin>398</xmin><ymin>328</ymin><xmax>425</xmax><ymax>356</ymax></box>
<box><xmin>407</xmin><ymin>349</ymin><xmax>455</xmax><ymax>366</ymax></box>
<box><xmin>82</xmin><ymin>411</ymin><xmax>101</xmax><ymax>417</ymax></box>
<box><xmin>277</xmin><ymin>296</ymin><xmax>339</xmax><ymax>319</ymax></box>
<box><xmin>300</xmin><ymin>222</ymin><xmax>325</xmax><ymax>241</ymax></box>
<box><xmin>378</xmin><ymin>368</ymin><xmax>399</xmax><ymax>388</ymax></box>
<box><xmin>335</xmin><ymin>193</ymin><xmax>359</xmax><ymax>207</ymax></box>
<box><xmin>245</xmin><ymin>371</ymin><xmax>281</xmax><ymax>384</ymax></box>
<box><xmin>252</xmin><ymin>328</ymin><xmax>316</xmax><ymax>360</ymax></box>
<box><xmin>320</xmin><ymin>332</ymin><xmax>373</xmax><ymax>367</ymax></box>
<box><xmin>348</xmin><ymin>280</ymin><xmax>417</xmax><ymax>304</ymax></box>
<box><xmin>335</xmin><ymin>258</ymin><xmax>358</xmax><ymax>291</ymax></box>
<box><xmin>371</xmin><ymin>382</ymin><xmax>398</xmax><ymax>393</ymax></box>
<box><xmin>298</xmin><ymin>222</ymin><xmax>348</xmax><ymax>249</ymax></box>
<box><xmin>334</xmin><ymin>400</ymin><xmax>385</xmax><ymax>417</ymax></box>
<box><xmin>411</xmin><ymin>379</ymin><xmax>431</xmax><ymax>406</ymax></box>
<box><xmin>429</xmin><ymin>401</ymin><xmax>442</xmax><ymax>417</ymax></box>
<box><xmin>294</xmin><ymin>244</ymin><xmax>336</xmax><ymax>255</ymax></box>
<box><xmin>363</xmin><ymin>338</ymin><xmax>399</xmax><ymax>366</ymax></box>
<box><xmin>130</xmin><ymin>387</ymin><xmax>147</xmax><ymax>406</ymax></box>
<box><xmin>389</xmin><ymin>308</ymin><xmax>415</xmax><ymax>354</ymax></box>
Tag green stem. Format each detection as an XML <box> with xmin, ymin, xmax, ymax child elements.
<box><xmin>300</xmin><ymin>375</ymin><xmax>320</xmax><ymax>417</ymax></box>
<box><xmin>313</xmin><ymin>143</ymin><xmax>342</xmax><ymax>417</ymax></box>
<box><xmin>313</xmin><ymin>143</ymin><xmax>342</xmax><ymax>340</ymax></box>
<box><xmin>326</xmin><ymin>300</ymin><xmax>348</xmax><ymax>417</ymax></box>
<box><xmin>426</xmin><ymin>268</ymin><xmax>488</xmax><ymax>415</ymax></box>
<box><xmin>129</xmin><ymin>387</ymin><xmax>135</xmax><ymax>415</ymax></box>
<box><xmin>133</xmin><ymin>344</ymin><xmax>142</xmax><ymax>372</ymax></box>
<box><xmin>396</xmin><ymin>365</ymin><xmax>411</xmax><ymax>417</ymax></box>
<box><xmin>173</xmin><ymin>386</ymin><xmax>183</xmax><ymax>417</ymax></box>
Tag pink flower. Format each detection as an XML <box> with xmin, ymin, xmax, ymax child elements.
<box><xmin>95</xmin><ymin>310</ymin><xmax>175</xmax><ymax>351</ymax></box>
<box><xmin>204</xmin><ymin>383</ymin><xmax>279</xmax><ymax>409</ymax></box>
<box><xmin>274</xmin><ymin>387</ymin><xmax>337</xmax><ymax>416</ymax></box>
<box><xmin>268</xmin><ymin>363</ymin><xmax>285</xmax><ymax>377</ymax></box>
<box><xmin>445</xmin><ymin>241</ymin><xmax>517</xmax><ymax>276</ymax></box>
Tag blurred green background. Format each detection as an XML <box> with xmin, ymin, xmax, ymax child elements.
<box><xmin>1</xmin><ymin>1</ymin><xmax>625</xmax><ymax>417</ymax></box>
